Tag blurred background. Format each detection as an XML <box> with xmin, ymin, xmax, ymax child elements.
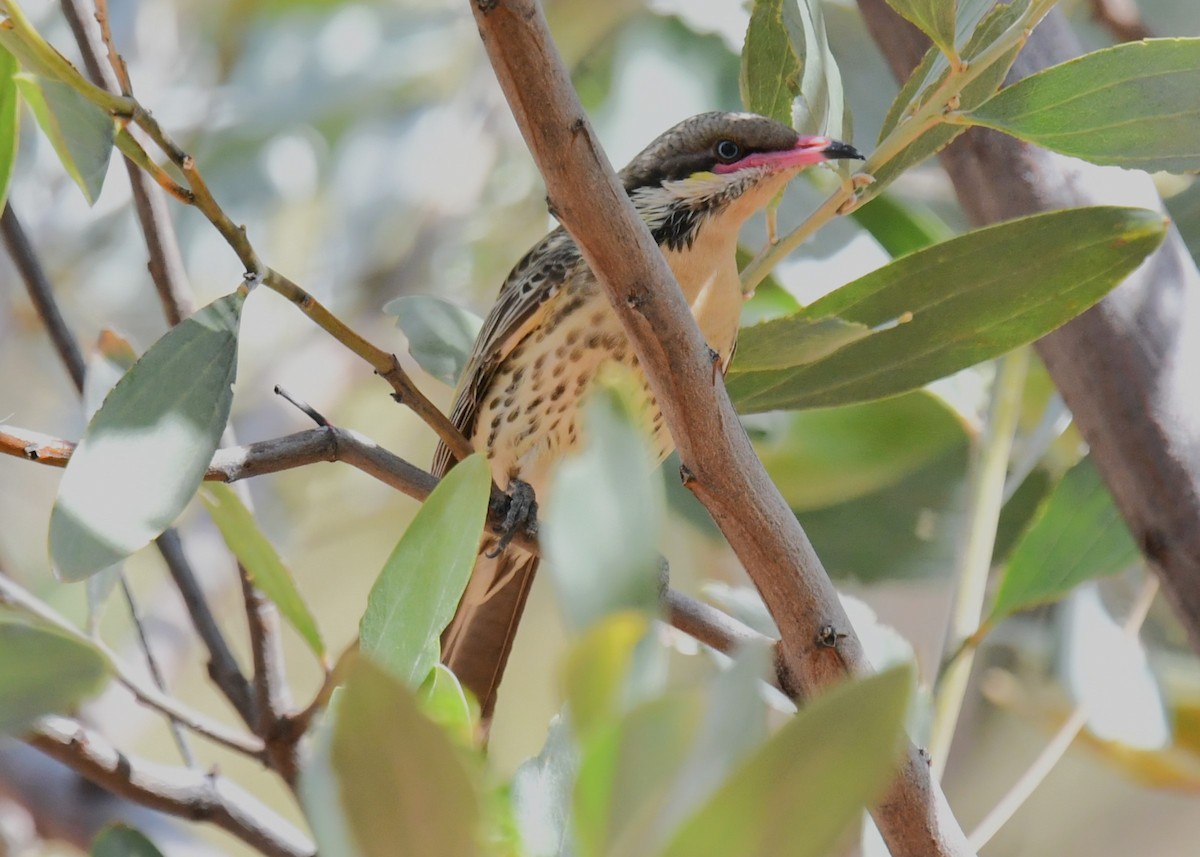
<box><xmin>2</xmin><ymin>0</ymin><xmax>1200</xmax><ymax>854</ymax></box>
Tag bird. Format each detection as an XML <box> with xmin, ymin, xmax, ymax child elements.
<box><xmin>432</xmin><ymin>111</ymin><xmax>862</xmax><ymax>725</ymax></box>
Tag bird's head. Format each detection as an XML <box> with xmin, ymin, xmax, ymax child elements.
<box><xmin>619</xmin><ymin>112</ymin><xmax>862</xmax><ymax>251</ymax></box>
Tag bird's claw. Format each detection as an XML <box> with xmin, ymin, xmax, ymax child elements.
<box><xmin>486</xmin><ymin>479</ymin><xmax>538</xmax><ymax>557</ymax></box>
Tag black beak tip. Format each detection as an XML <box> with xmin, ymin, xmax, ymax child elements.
<box><xmin>824</xmin><ymin>141</ymin><xmax>865</xmax><ymax>161</ymax></box>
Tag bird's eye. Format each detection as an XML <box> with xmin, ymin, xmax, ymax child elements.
<box><xmin>715</xmin><ymin>139</ymin><xmax>741</xmax><ymax>163</ymax></box>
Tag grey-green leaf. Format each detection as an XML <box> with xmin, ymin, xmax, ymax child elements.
<box><xmin>201</xmin><ymin>484</ymin><xmax>326</xmax><ymax>658</ymax></box>
<box><xmin>543</xmin><ymin>383</ymin><xmax>664</xmax><ymax>632</ymax></box>
<box><xmin>49</xmin><ymin>292</ymin><xmax>244</xmax><ymax>580</ymax></box>
<box><xmin>360</xmin><ymin>453</ymin><xmax>491</xmax><ymax>687</ymax></box>
<box><xmin>783</xmin><ymin>0</ymin><xmax>848</xmax><ymax>141</ymax></box>
<box><xmin>0</xmin><ymin>615</ymin><xmax>109</xmax><ymax>734</ymax></box>
<box><xmin>384</xmin><ymin>295</ymin><xmax>483</xmax><ymax>387</ymax></box>
<box><xmin>967</xmin><ymin>39</ymin><xmax>1200</xmax><ymax>174</ymax></box>
<box><xmin>332</xmin><ymin>656</ymin><xmax>478</xmax><ymax>857</ymax></box>
<box><xmin>0</xmin><ymin>47</ymin><xmax>18</xmax><ymax>209</ymax></box>
<box><xmin>654</xmin><ymin>666</ymin><xmax>911</xmax><ymax>857</ymax></box>
<box><xmin>91</xmin><ymin>825</ymin><xmax>165</xmax><ymax>857</ymax></box>
<box><xmin>14</xmin><ymin>73</ymin><xmax>114</xmax><ymax>205</ymax></box>
<box><xmin>512</xmin><ymin>714</ymin><xmax>578</xmax><ymax>857</ymax></box>
<box><xmin>741</xmin><ymin>0</ymin><xmax>802</xmax><ymax>126</ymax></box>
<box><xmin>987</xmin><ymin>457</ymin><xmax>1137</xmax><ymax>624</ymax></box>
<box><xmin>727</xmin><ymin>207</ymin><xmax>1166</xmax><ymax>412</ymax></box>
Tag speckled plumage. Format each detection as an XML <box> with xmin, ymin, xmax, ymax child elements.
<box><xmin>432</xmin><ymin>112</ymin><xmax>858</xmax><ymax>721</ymax></box>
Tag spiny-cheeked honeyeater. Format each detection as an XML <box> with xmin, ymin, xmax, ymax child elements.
<box><xmin>432</xmin><ymin>111</ymin><xmax>862</xmax><ymax>724</ymax></box>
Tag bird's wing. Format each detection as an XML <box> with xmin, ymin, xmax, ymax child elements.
<box><xmin>431</xmin><ymin>226</ymin><xmax>583</xmax><ymax>477</ymax></box>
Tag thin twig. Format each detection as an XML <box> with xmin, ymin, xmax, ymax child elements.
<box><xmin>29</xmin><ymin>716</ymin><xmax>313</xmax><ymax>857</ymax></box>
<box><xmin>968</xmin><ymin>575</ymin><xmax>1161</xmax><ymax>849</ymax></box>
<box><xmin>241</xmin><ymin>565</ymin><xmax>297</xmax><ymax>785</ymax></box>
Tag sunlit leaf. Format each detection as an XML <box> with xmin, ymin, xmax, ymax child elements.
<box><xmin>332</xmin><ymin>656</ymin><xmax>478</xmax><ymax>857</ymax></box>
<box><xmin>784</xmin><ymin>0</ymin><xmax>849</xmax><ymax>142</ymax></box>
<box><xmin>968</xmin><ymin>39</ymin><xmax>1200</xmax><ymax>174</ymax></box>
<box><xmin>727</xmin><ymin>207</ymin><xmax>1166</xmax><ymax>412</ymax></box>
<box><xmin>91</xmin><ymin>825</ymin><xmax>165</xmax><ymax>857</ymax></box>
<box><xmin>0</xmin><ymin>615</ymin><xmax>109</xmax><ymax>734</ymax></box>
<box><xmin>14</xmin><ymin>73</ymin><xmax>114</xmax><ymax>205</ymax></box>
<box><xmin>50</xmin><ymin>292</ymin><xmax>244</xmax><ymax>580</ymax></box>
<box><xmin>655</xmin><ymin>666</ymin><xmax>911</xmax><ymax>857</ymax></box>
<box><xmin>419</xmin><ymin>663</ymin><xmax>474</xmax><ymax>746</ymax></box>
<box><xmin>201</xmin><ymin>483</ymin><xmax>325</xmax><ymax>658</ymax></box>
<box><xmin>512</xmin><ymin>714</ymin><xmax>578</xmax><ymax>857</ymax></box>
<box><xmin>741</xmin><ymin>0</ymin><xmax>802</xmax><ymax>126</ymax></box>
<box><xmin>384</xmin><ymin>295</ymin><xmax>483</xmax><ymax>387</ymax></box>
<box><xmin>881</xmin><ymin>0</ymin><xmax>955</xmax><ymax>57</ymax></box>
<box><xmin>733</xmin><ymin>315</ymin><xmax>870</xmax><ymax>372</ymax></box>
<box><xmin>562</xmin><ymin>612</ymin><xmax>652</xmax><ymax>745</ymax></box>
<box><xmin>987</xmin><ymin>457</ymin><xmax>1137</xmax><ymax>623</ymax></box>
<box><xmin>360</xmin><ymin>453</ymin><xmax>491</xmax><ymax>687</ymax></box>
<box><xmin>543</xmin><ymin>381</ymin><xmax>663</xmax><ymax>631</ymax></box>
<box><xmin>0</xmin><ymin>47</ymin><xmax>18</xmax><ymax>209</ymax></box>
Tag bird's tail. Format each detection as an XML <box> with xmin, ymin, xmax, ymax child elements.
<box><xmin>440</xmin><ymin>546</ymin><xmax>539</xmax><ymax>726</ymax></box>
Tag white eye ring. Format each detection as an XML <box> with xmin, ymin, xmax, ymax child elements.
<box><xmin>715</xmin><ymin>140</ymin><xmax>741</xmax><ymax>162</ymax></box>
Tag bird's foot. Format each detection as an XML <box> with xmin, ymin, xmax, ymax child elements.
<box><xmin>486</xmin><ymin>478</ymin><xmax>538</xmax><ymax>558</ymax></box>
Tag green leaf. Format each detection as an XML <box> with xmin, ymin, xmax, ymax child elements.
<box><xmin>543</xmin><ymin>381</ymin><xmax>664</xmax><ymax>631</ymax></box>
<box><xmin>49</xmin><ymin>292</ymin><xmax>244</xmax><ymax>580</ymax></box>
<box><xmin>881</xmin><ymin>0</ymin><xmax>956</xmax><ymax>57</ymax></box>
<box><xmin>987</xmin><ymin>457</ymin><xmax>1137</xmax><ymax>624</ymax></box>
<box><xmin>562</xmin><ymin>612</ymin><xmax>652</xmax><ymax>745</ymax></box>
<box><xmin>738</xmin><ymin>247</ymin><xmax>799</xmax><ymax>326</ymax></box>
<box><xmin>0</xmin><ymin>615</ymin><xmax>109</xmax><ymax>734</ymax></box>
<box><xmin>419</xmin><ymin>663</ymin><xmax>474</xmax><ymax>746</ymax></box>
<box><xmin>849</xmin><ymin>192</ymin><xmax>954</xmax><ymax>258</ymax></box>
<box><xmin>783</xmin><ymin>0</ymin><xmax>849</xmax><ymax>142</ymax></box>
<box><xmin>14</xmin><ymin>73</ymin><xmax>114</xmax><ymax>205</ymax></box>
<box><xmin>0</xmin><ymin>47</ymin><xmax>18</xmax><ymax>209</ymax></box>
<box><xmin>756</xmin><ymin>391</ymin><xmax>968</xmax><ymax>511</ymax></box>
<box><xmin>384</xmin><ymin>295</ymin><xmax>483</xmax><ymax>387</ymax></box>
<box><xmin>360</xmin><ymin>453</ymin><xmax>491</xmax><ymax>687</ymax></box>
<box><xmin>91</xmin><ymin>825</ymin><xmax>165</xmax><ymax>857</ymax></box>
<box><xmin>727</xmin><ymin>207</ymin><xmax>1166</xmax><ymax>412</ymax></box>
<box><xmin>331</xmin><ymin>656</ymin><xmax>479</xmax><ymax>857</ymax></box>
<box><xmin>299</xmin><ymin>692</ymin><xmax>365</xmax><ymax>857</ymax></box>
<box><xmin>655</xmin><ymin>666</ymin><xmax>911</xmax><ymax>857</ymax></box>
<box><xmin>967</xmin><ymin>39</ymin><xmax>1200</xmax><ymax>174</ymax></box>
<box><xmin>734</xmin><ymin>315</ymin><xmax>870</xmax><ymax>372</ymax></box>
<box><xmin>200</xmin><ymin>483</ymin><xmax>325</xmax><ymax>658</ymax></box>
<box><xmin>740</xmin><ymin>0</ymin><xmax>802</xmax><ymax>126</ymax></box>
<box><xmin>512</xmin><ymin>714</ymin><xmax>578</xmax><ymax>857</ymax></box>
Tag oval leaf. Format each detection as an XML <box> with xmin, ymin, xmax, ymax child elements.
<box><xmin>360</xmin><ymin>453</ymin><xmax>491</xmax><ymax>687</ymax></box>
<box><xmin>201</xmin><ymin>483</ymin><xmax>325</xmax><ymax>658</ymax></box>
<box><xmin>332</xmin><ymin>656</ymin><xmax>478</xmax><ymax>857</ymax></box>
<box><xmin>968</xmin><ymin>39</ymin><xmax>1200</xmax><ymax>174</ymax></box>
<box><xmin>0</xmin><ymin>615</ymin><xmax>109</xmax><ymax>734</ymax></box>
<box><xmin>740</xmin><ymin>0</ymin><xmax>802</xmax><ymax>126</ymax></box>
<box><xmin>987</xmin><ymin>457</ymin><xmax>1137</xmax><ymax>624</ymax></box>
<box><xmin>384</xmin><ymin>295</ymin><xmax>483</xmax><ymax>387</ymax></box>
<box><xmin>728</xmin><ymin>207</ymin><xmax>1166</xmax><ymax>412</ymax></box>
<box><xmin>49</xmin><ymin>292</ymin><xmax>244</xmax><ymax>580</ymax></box>
<box><xmin>655</xmin><ymin>665</ymin><xmax>911</xmax><ymax>857</ymax></box>
<box><xmin>14</xmin><ymin>73</ymin><xmax>114</xmax><ymax>205</ymax></box>
<box><xmin>91</xmin><ymin>825</ymin><xmax>165</xmax><ymax>857</ymax></box>
<box><xmin>881</xmin><ymin>0</ymin><xmax>955</xmax><ymax>57</ymax></box>
<box><xmin>0</xmin><ymin>47</ymin><xmax>18</xmax><ymax>209</ymax></box>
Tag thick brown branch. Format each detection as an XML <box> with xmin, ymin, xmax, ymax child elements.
<box><xmin>858</xmin><ymin>1</ymin><xmax>1200</xmax><ymax>664</ymax></box>
<box><xmin>466</xmin><ymin>3</ymin><xmax>972</xmax><ymax>855</ymax></box>
<box><xmin>28</xmin><ymin>717</ymin><xmax>314</xmax><ymax>857</ymax></box>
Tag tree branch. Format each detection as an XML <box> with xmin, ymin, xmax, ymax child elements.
<box><xmin>27</xmin><ymin>716</ymin><xmax>313</xmax><ymax>857</ymax></box>
<box><xmin>465</xmin><ymin>3</ymin><xmax>973</xmax><ymax>855</ymax></box>
<box><xmin>857</xmin><ymin>1</ymin><xmax>1200</xmax><ymax>664</ymax></box>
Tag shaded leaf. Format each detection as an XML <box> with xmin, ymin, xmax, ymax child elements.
<box><xmin>756</xmin><ymin>391</ymin><xmax>967</xmax><ymax>511</ymax></box>
<box><xmin>849</xmin><ymin>192</ymin><xmax>954</xmax><ymax>258</ymax></box>
<box><xmin>655</xmin><ymin>666</ymin><xmax>911</xmax><ymax>857</ymax></box>
<box><xmin>332</xmin><ymin>656</ymin><xmax>478</xmax><ymax>857</ymax></box>
<box><xmin>987</xmin><ymin>457</ymin><xmax>1137</xmax><ymax>623</ymax></box>
<box><xmin>783</xmin><ymin>0</ymin><xmax>849</xmax><ymax>142</ymax></box>
<box><xmin>0</xmin><ymin>615</ymin><xmax>108</xmax><ymax>734</ymax></box>
<box><xmin>727</xmin><ymin>207</ymin><xmax>1166</xmax><ymax>412</ymax></box>
<box><xmin>384</xmin><ymin>295</ymin><xmax>483</xmax><ymax>387</ymax></box>
<box><xmin>0</xmin><ymin>47</ymin><xmax>18</xmax><ymax>209</ymax></box>
<box><xmin>91</xmin><ymin>825</ymin><xmax>165</xmax><ymax>857</ymax></box>
<box><xmin>14</xmin><ymin>73</ymin><xmax>113</xmax><ymax>205</ymax></box>
<box><xmin>543</xmin><ymin>381</ymin><xmax>663</xmax><ymax>631</ymax></box>
<box><xmin>298</xmin><ymin>691</ymin><xmax>365</xmax><ymax>857</ymax></box>
<box><xmin>201</xmin><ymin>483</ymin><xmax>325</xmax><ymax>658</ymax></box>
<box><xmin>734</xmin><ymin>315</ymin><xmax>870</xmax><ymax>372</ymax></box>
<box><xmin>360</xmin><ymin>453</ymin><xmax>491</xmax><ymax>687</ymax></box>
<box><xmin>512</xmin><ymin>714</ymin><xmax>578</xmax><ymax>857</ymax></box>
<box><xmin>50</xmin><ymin>292</ymin><xmax>244</xmax><ymax>580</ymax></box>
<box><xmin>968</xmin><ymin>39</ymin><xmax>1200</xmax><ymax>174</ymax></box>
<box><xmin>738</xmin><ymin>246</ymin><xmax>799</xmax><ymax>326</ymax></box>
<box><xmin>881</xmin><ymin>0</ymin><xmax>955</xmax><ymax>57</ymax></box>
<box><xmin>741</xmin><ymin>0</ymin><xmax>802</xmax><ymax>126</ymax></box>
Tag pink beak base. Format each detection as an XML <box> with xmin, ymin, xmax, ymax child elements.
<box><xmin>712</xmin><ymin>136</ymin><xmax>862</xmax><ymax>174</ymax></box>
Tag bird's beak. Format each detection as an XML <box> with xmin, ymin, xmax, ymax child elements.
<box><xmin>714</xmin><ymin>136</ymin><xmax>864</xmax><ymax>174</ymax></box>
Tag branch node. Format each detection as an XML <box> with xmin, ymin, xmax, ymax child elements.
<box><xmin>816</xmin><ymin>623</ymin><xmax>847</xmax><ymax>648</ymax></box>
